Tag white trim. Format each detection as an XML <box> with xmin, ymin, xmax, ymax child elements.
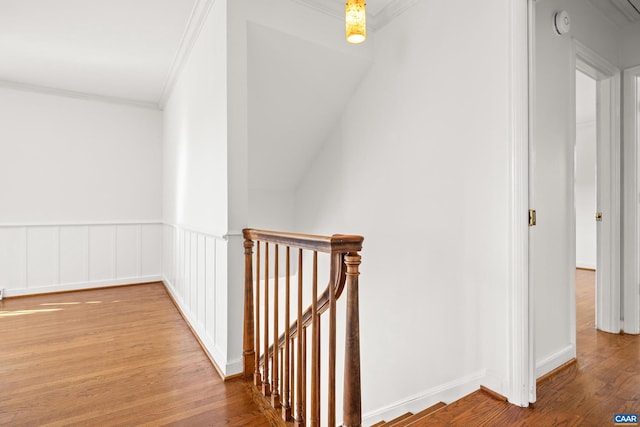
<box><xmin>574</xmin><ymin>40</ymin><xmax>622</xmax><ymax>334</ymax></box>
<box><xmin>0</xmin><ymin>220</ymin><xmax>162</xmax><ymax>228</ymax></box>
<box><xmin>289</xmin><ymin>0</ymin><xmax>342</xmax><ymax>21</ymax></box>
<box><xmin>4</xmin><ymin>276</ymin><xmax>162</xmax><ymax>298</ymax></box>
<box><xmin>576</xmin><ymin>120</ymin><xmax>597</xmax><ymax>127</ymax></box>
<box><xmin>373</xmin><ymin>0</ymin><xmax>420</xmax><ymax>30</ymax></box>
<box><xmin>507</xmin><ymin>0</ymin><xmax>533</xmax><ymax>407</ymax></box>
<box><xmin>0</xmin><ymin>79</ymin><xmax>159</xmax><ymax>111</ymax></box>
<box><xmin>158</xmin><ymin>0</ymin><xmax>216</xmax><ymax>108</ymax></box>
<box><xmin>0</xmin><ymin>223</ymin><xmax>162</xmax><ymax>296</ymax></box>
<box><xmin>535</xmin><ymin>345</ymin><xmax>575</xmax><ymax>379</ymax></box>
<box><xmin>623</xmin><ymin>65</ymin><xmax>640</xmax><ymax>334</ymax></box>
<box><xmin>362</xmin><ymin>370</ymin><xmax>489</xmax><ymax>426</ymax></box>
<box><xmin>163</xmin><ymin>222</ymin><xmax>227</xmax><ymax>241</ymax></box>
<box><xmin>162</xmin><ymin>274</ymin><xmax>242</xmax><ymax>376</ymax></box>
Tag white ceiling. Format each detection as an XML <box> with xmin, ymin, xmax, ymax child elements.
<box><xmin>588</xmin><ymin>0</ymin><xmax>640</xmax><ymax>27</ymax></box>
<box><xmin>0</xmin><ymin>0</ymin><xmax>198</xmax><ymax>107</ymax></box>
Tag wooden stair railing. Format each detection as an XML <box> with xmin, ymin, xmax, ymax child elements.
<box><xmin>243</xmin><ymin>229</ymin><xmax>364</xmax><ymax>427</ymax></box>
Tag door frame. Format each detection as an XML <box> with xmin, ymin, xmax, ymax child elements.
<box><xmin>508</xmin><ymin>0</ymin><xmax>624</xmax><ymax>407</ymax></box>
<box><xmin>507</xmin><ymin>0</ymin><xmax>534</xmax><ymax>407</ymax></box>
<box><xmin>623</xmin><ymin>65</ymin><xmax>640</xmax><ymax>334</ymax></box>
<box><xmin>572</xmin><ymin>41</ymin><xmax>621</xmax><ymax>335</ymax></box>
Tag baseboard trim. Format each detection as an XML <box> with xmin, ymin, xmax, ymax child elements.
<box><xmin>535</xmin><ymin>344</ymin><xmax>575</xmax><ymax>379</ymax></box>
<box><xmin>3</xmin><ymin>276</ymin><xmax>163</xmax><ymax>298</ymax></box>
<box><xmin>480</xmin><ymin>385</ymin><xmax>508</xmax><ymax>402</ymax></box>
<box><xmin>361</xmin><ymin>370</ymin><xmax>487</xmax><ymax>425</ymax></box>
<box><xmin>161</xmin><ymin>280</ymin><xmax>227</xmax><ymax>380</ymax></box>
<box><xmin>536</xmin><ymin>358</ymin><xmax>576</xmax><ymax>384</ymax></box>
<box><xmin>161</xmin><ymin>277</ymin><xmax>243</xmax><ymax>380</ymax></box>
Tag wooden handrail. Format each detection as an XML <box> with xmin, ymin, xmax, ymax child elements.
<box><xmin>243</xmin><ymin>228</ymin><xmax>363</xmax><ymax>427</ymax></box>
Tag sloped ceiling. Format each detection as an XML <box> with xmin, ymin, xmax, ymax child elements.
<box><xmin>0</xmin><ymin>0</ymin><xmax>200</xmax><ymax>107</ymax></box>
<box><xmin>247</xmin><ymin>23</ymin><xmax>372</xmax><ymax>191</ymax></box>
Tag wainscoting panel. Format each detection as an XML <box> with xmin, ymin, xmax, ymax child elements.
<box><xmin>205</xmin><ymin>236</ymin><xmax>216</xmax><ymax>339</ymax></box>
<box><xmin>0</xmin><ymin>222</ymin><xmax>162</xmax><ymax>297</ymax></box>
<box><xmin>59</xmin><ymin>226</ymin><xmax>89</xmax><ymax>285</ymax></box>
<box><xmin>27</xmin><ymin>227</ymin><xmax>59</xmax><ymax>288</ymax></box>
<box><xmin>116</xmin><ymin>225</ymin><xmax>139</xmax><ymax>279</ymax></box>
<box><xmin>0</xmin><ymin>227</ymin><xmax>27</xmax><ymax>290</ymax></box>
<box><xmin>162</xmin><ymin>224</ymin><xmax>232</xmax><ymax>374</ymax></box>
<box><xmin>89</xmin><ymin>225</ymin><xmax>116</xmax><ymax>282</ymax></box>
<box><xmin>140</xmin><ymin>224</ymin><xmax>162</xmax><ymax>276</ymax></box>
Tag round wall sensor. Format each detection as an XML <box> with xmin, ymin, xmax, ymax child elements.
<box><xmin>554</xmin><ymin>10</ymin><xmax>570</xmax><ymax>35</ymax></box>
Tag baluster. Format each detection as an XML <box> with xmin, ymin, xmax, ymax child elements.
<box><xmin>272</xmin><ymin>245</ymin><xmax>281</xmax><ymax>407</ymax></box>
<box><xmin>343</xmin><ymin>252</ymin><xmax>362</xmax><ymax>427</ymax></box>
<box><xmin>282</xmin><ymin>246</ymin><xmax>292</xmax><ymax>420</ymax></box>
<box><xmin>295</xmin><ymin>249</ymin><xmax>304</xmax><ymax>427</ymax></box>
<box><xmin>303</xmin><ymin>327</ymin><xmax>307</xmax><ymax>425</ymax></box>
<box><xmin>243</xmin><ymin>238</ymin><xmax>255</xmax><ymax>378</ymax></box>
<box><xmin>290</xmin><ymin>336</ymin><xmax>296</xmax><ymax>421</ymax></box>
<box><xmin>280</xmin><ymin>347</ymin><xmax>284</xmax><ymax>400</ymax></box>
<box><xmin>254</xmin><ymin>242</ymin><xmax>261</xmax><ymax>386</ymax></box>
<box><xmin>263</xmin><ymin>243</ymin><xmax>271</xmax><ymax>396</ymax></box>
<box><xmin>328</xmin><ymin>253</ymin><xmax>340</xmax><ymax>426</ymax></box>
<box><xmin>310</xmin><ymin>251</ymin><xmax>320</xmax><ymax>427</ymax></box>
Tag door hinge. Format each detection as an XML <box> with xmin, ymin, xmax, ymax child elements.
<box><xmin>529</xmin><ymin>209</ymin><xmax>536</xmax><ymax>227</ymax></box>
<box><xmin>595</xmin><ymin>212</ymin><xmax>602</xmax><ymax>221</ymax></box>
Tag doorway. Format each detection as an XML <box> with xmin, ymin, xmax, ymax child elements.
<box><xmin>529</xmin><ymin>0</ymin><xmax>621</xmax><ymax>395</ymax></box>
<box><xmin>574</xmin><ymin>44</ymin><xmax>621</xmax><ymax>336</ymax></box>
<box><xmin>575</xmin><ymin>70</ymin><xmax>597</xmax><ymax>275</ymax></box>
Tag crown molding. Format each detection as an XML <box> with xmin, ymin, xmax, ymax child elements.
<box><xmin>374</xmin><ymin>0</ymin><xmax>420</xmax><ymax>30</ymax></box>
<box><xmin>291</xmin><ymin>0</ymin><xmax>419</xmax><ymax>31</ymax></box>
<box><xmin>290</xmin><ymin>0</ymin><xmax>343</xmax><ymax>20</ymax></box>
<box><xmin>158</xmin><ymin>0</ymin><xmax>216</xmax><ymax>108</ymax></box>
<box><xmin>611</xmin><ymin>0</ymin><xmax>640</xmax><ymax>22</ymax></box>
<box><xmin>0</xmin><ymin>79</ymin><xmax>160</xmax><ymax>110</ymax></box>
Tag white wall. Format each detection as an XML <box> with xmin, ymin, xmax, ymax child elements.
<box><xmin>0</xmin><ymin>88</ymin><xmax>162</xmax><ymax>223</ymax></box>
<box><xmin>162</xmin><ymin>0</ymin><xmax>244</xmax><ymax>376</ymax></box>
<box><xmin>0</xmin><ymin>88</ymin><xmax>162</xmax><ymax>296</ymax></box>
<box><xmin>533</xmin><ymin>0</ymin><xmax>621</xmax><ymax>376</ymax></box>
<box><xmin>575</xmin><ymin>122</ymin><xmax>597</xmax><ymax>269</ymax></box>
<box><xmin>294</xmin><ymin>0</ymin><xmax>512</xmax><ymax>421</ymax></box>
<box><xmin>621</xmin><ymin>21</ymin><xmax>640</xmax><ymax>69</ymax></box>
<box><xmin>162</xmin><ymin>3</ymin><xmax>228</xmax><ymax>236</ymax></box>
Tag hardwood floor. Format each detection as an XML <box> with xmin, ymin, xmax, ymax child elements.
<box><xmin>2</xmin><ymin>271</ymin><xmax>638</xmax><ymax>426</ymax></box>
<box><xmin>0</xmin><ymin>283</ymin><xmax>272</xmax><ymax>427</ymax></box>
<box><xmin>406</xmin><ymin>269</ymin><xmax>640</xmax><ymax>426</ymax></box>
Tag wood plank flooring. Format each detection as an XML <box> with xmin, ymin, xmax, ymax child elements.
<box><xmin>0</xmin><ymin>283</ymin><xmax>272</xmax><ymax>426</ymax></box>
<box><xmin>406</xmin><ymin>269</ymin><xmax>640</xmax><ymax>426</ymax></box>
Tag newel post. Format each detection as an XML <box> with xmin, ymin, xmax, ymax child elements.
<box><xmin>342</xmin><ymin>252</ymin><xmax>362</xmax><ymax>427</ymax></box>
<box><xmin>243</xmin><ymin>237</ymin><xmax>255</xmax><ymax>378</ymax></box>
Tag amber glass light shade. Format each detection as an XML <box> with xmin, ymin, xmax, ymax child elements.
<box><xmin>346</xmin><ymin>0</ymin><xmax>366</xmax><ymax>44</ymax></box>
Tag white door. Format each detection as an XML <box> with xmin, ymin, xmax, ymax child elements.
<box><xmin>583</xmin><ymin>51</ymin><xmax>622</xmax><ymax>334</ymax></box>
<box><xmin>623</xmin><ymin>66</ymin><xmax>640</xmax><ymax>334</ymax></box>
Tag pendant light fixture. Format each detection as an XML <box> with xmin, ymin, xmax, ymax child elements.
<box><xmin>346</xmin><ymin>0</ymin><xmax>366</xmax><ymax>44</ymax></box>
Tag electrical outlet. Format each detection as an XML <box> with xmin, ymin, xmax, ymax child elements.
<box><xmin>0</xmin><ymin>288</ymin><xmax>4</xmax><ymax>300</ymax></box>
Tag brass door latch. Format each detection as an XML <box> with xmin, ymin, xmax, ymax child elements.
<box><xmin>529</xmin><ymin>209</ymin><xmax>536</xmax><ymax>227</ymax></box>
<box><xmin>595</xmin><ymin>212</ymin><xmax>602</xmax><ymax>221</ymax></box>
